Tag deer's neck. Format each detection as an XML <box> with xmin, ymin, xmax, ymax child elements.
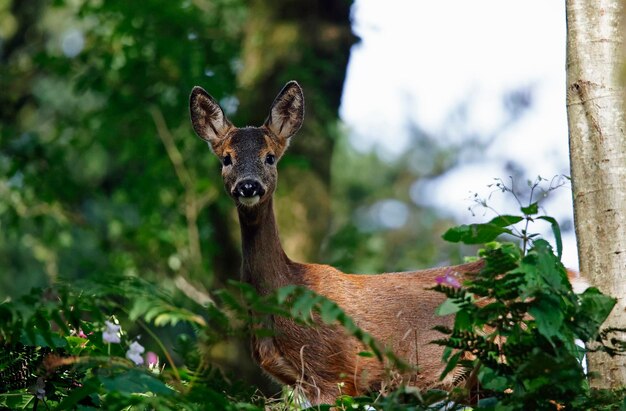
<box><xmin>238</xmin><ymin>198</ymin><xmax>293</xmax><ymax>295</ymax></box>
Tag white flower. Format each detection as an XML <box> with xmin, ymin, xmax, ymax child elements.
<box><xmin>102</xmin><ymin>320</ymin><xmax>121</xmax><ymax>344</ymax></box>
<box><xmin>126</xmin><ymin>340</ymin><xmax>145</xmax><ymax>365</ymax></box>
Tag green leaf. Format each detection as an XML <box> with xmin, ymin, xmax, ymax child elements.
<box><xmin>100</xmin><ymin>369</ymin><xmax>174</xmax><ymax>395</ymax></box>
<box><xmin>56</xmin><ymin>378</ymin><xmax>101</xmax><ymax>409</ymax></box>
<box><xmin>276</xmin><ymin>285</ymin><xmax>298</xmax><ymax>304</ymax></box>
<box><xmin>216</xmin><ymin>290</ymin><xmax>244</xmax><ymax>314</ymax></box>
<box><xmin>575</xmin><ymin>287</ymin><xmax>617</xmax><ymax>341</ymax></box>
<box><xmin>529</xmin><ymin>296</ymin><xmax>564</xmax><ymax>343</ymax></box>
<box><xmin>479</xmin><ymin>242</ymin><xmax>522</xmax><ymax>277</ymax></box>
<box><xmin>436</xmin><ymin>298</ymin><xmax>462</xmax><ymax>316</ymax></box>
<box><xmin>453</xmin><ymin>309</ymin><xmax>473</xmax><ymax>331</ymax></box>
<box><xmin>50</xmin><ymin>309</ymin><xmax>71</xmax><ymax>336</ymax></box>
<box><xmin>477</xmin><ymin>396</ymin><xmax>500</xmax><ymax>408</ymax></box>
<box><xmin>534</xmin><ymin>240</ymin><xmax>569</xmax><ymax>291</ymax></box>
<box><xmin>521</xmin><ymin>202</ymin><xmax>539</xmax><ymax>215</ymax></box>
<box><xmin>479</xmin><ymin>366</ymin><xmax>510</xmax><ymax>391</ymax></box>
<box><xmin>489</xmin><ymin>215</ymin><xmax>524</xmax><ymax>227</ymax></box>
<box><xmin>128</xmin><ymin>298</ymin><xmax>151</xmax><ymax>322</ymax></box>
<box><xmin>1</xmin><ymin>394</ymin><xmax>33</xmax><ymax>410</ymax></box>
<box><xmin>66</xmin><ymin>335</ymin><xmax>93</xmax><ymax>355</ymax></box>
<box><xmin>34</xmin><ymin>312</ymin><xmax>55</xmax><ymax>347</ymax></box>
<box><xmin>290</xmin><ymin>291</ymin><xmax>318</xmax><ymax>321</ymax></box>
<box><xmin>439</xmin><ymin>350</ymin><xmax>463</xmax><ymax>381</ymax></box>
<box><xmin>443</xmin><ymin>223</ymin><xmax>511</xmax><ymax>244</ymax></box>
<box><xmin>319</xmin><ymin>300</ymin><xmax>343</xmax><ymax>324</ymax></box>
<box><xmin>537</xmin><ymin>216</ymin><xmax>563</xmax><ymax>260</ymax></box>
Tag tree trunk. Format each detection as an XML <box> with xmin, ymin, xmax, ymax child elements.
<box><xmin>566</xmin><ymin>0</ymin><xmax>626</xmax><ymax>389</ymax></box>
<box><xmin>235</xmin><ymin>0</ymin><xmax>357</xmax><ymax>262</ymax></box>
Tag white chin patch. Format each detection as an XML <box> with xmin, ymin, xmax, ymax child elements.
<box><xmin>239</xmin><ymin>196</ymin><xmax>260</xmax><ymax>207</ymax></box>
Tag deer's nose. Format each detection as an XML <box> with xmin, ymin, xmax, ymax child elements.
<box><xmin>234</xmin><ymin>180</ymin><xmax>265</xmax><ymax>198</ymax></box>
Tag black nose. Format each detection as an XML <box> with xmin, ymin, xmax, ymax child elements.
<box><xmin>234</xmin><ymin>180</ymin><xmax>265</xmax><ymax>198</ymax></box>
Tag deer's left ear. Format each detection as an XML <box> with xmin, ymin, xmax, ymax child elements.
<box><xmin>264</xmin><ymin>81</ymin><xmax>304</xmax><ymax>141</ymax></box>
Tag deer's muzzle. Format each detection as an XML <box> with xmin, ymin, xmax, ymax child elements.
<box><xmin>233</xmin><ymin>179</ymin><xmax>266</xmax><ymax>206</ymax></box>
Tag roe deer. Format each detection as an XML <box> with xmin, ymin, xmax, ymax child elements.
<box><xmin>188</xmin><ymin>81</ymin><xmax>500</xmax><ymax>404</ymax></box>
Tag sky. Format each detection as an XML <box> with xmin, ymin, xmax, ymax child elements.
<box><xmin>340</xmin><ymin>0</ymin><xmax>578</xmax><ymax>269</ymax></box>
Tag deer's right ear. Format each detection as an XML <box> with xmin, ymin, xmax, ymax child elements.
<box><xmin>189</xmin><ymin>86</ymin><xmax>232</xmax><ymax>150</ymax></box>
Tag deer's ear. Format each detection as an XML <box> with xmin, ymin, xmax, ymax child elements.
<box><xmin>189</xmin><ymin>86</ymin><xmax>232</xmax><ymax>150</ymax></box>
<box><xmin>264</xmin><ymin>81</ymin><xmax>304</xmax><ymax>141</ymax></box>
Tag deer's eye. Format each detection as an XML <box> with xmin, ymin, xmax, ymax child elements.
<box><xmin>222</xmin><ymin>154</ymin><xmax>232</xmax><ymax>166</ymax></box>
<box><xmin>265</xmin><ymin>154</ymin><xmax>276</xmax><ymax>165</ymax></box>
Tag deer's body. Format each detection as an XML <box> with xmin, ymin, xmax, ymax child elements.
<box><xmin>190</xmin><ymin>81</ymin><xmax>483</xmax><ymax>404</ymax></box>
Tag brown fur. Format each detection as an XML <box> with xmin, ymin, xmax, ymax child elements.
<box><xmin>235</xmin><ymin>196</ymin><xmax>482</xmax><ymax>404</ymax></box>
<box><xmin>188</xmin><ymin>81</ymin><xmax>583</xmax><ymax>405</ymax></box>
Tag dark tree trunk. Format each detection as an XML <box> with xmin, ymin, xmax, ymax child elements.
<box><xmin>235</xmin><ymin>0</ymin><xmax>357</xmax><ymax>262</ymax></box>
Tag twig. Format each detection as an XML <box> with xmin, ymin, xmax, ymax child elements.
<box><xmin>174</xmin><ymin>275</ymin><xmax>216</xmax><ymax>306</ymax></box>
<box><xmin>149</xmin><ymin>106</ymin><xmax>203</xmax><ymax>270</ymax></box>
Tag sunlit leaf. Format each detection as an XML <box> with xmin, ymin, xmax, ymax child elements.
<box><xmin>436</xmin><ymin>298</ymin><xmax>462</xmax><ymax>316</ymax></box>
<box><xmin>575</xmin><ymin>287</ymin><xmax>617</xmax><ymax>341</ymax></box>
<box><xmin>443</xmin><ymin>223</ymin><xmax>512</xmax><ymax>244</ymax></box>
<box><xmin>537</xmin><ymin>215</ymin><xmax>563</xmax><ymax>260</ymax></box>
<box><xmin>489</xmin><ymin>215</ymin><xmax>524</xmax><ymax>227</ymax></box>
<box><xmin>521</xmin><ymin>202</ymin><xmax>539</xmax><ymax>215</ymax></box>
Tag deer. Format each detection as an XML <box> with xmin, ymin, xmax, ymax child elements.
<box><xmin>188</xmin><ymin>81</ymin><xmax>576</xmax><ymax>405</ymax></box>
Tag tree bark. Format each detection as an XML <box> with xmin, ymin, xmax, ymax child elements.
<box><xmin>566</xmin><ymin>0</ymin><xmax>626</xmax><ymax>389</ymax></box>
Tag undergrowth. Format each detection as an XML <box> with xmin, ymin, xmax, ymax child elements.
<box><xmin>1</xmin><ymin>177</ymin><xmax>625</xmax><ymax>410</ymax></box>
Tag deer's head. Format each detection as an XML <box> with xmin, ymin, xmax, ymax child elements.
<box><xmin>189</xmin><ymin>81</ymin><xmax>304</xmax><ymax>207</ymax></box>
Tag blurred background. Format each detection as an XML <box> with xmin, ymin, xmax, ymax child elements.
<box><xmin>0</xmin><ymin>0</ymin><xmax>574</xmax><ymax>393</ymax></box>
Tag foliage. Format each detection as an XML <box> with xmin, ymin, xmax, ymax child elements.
<box><xmin>0</xmin><ymin>0</ymin><xmax>245</xmax><ymax>298</ymax></box>
<box><xmin>0</xmin><ymin>273</ymin><xmax>405</xmax><ymax>409</ymax></box>
<box><xmin>433</xmin><ymin>187</ymin><xmax>626</xmax><ymax>410</ymax></box>
<box><xmin>1</xmin><ymin>0</ymin><xmax>358</xmax><ymax>302</ymax></box>
<box><xmin>2</xmin><ymin>182</ymin><xmax>625</xmax><ymax>409</ymax></box>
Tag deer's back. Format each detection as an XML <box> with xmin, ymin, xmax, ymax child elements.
<box><xmin>299</xmin><ymin>260</ymin><xmax>484</xmax><ymax>391</ymax></box>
